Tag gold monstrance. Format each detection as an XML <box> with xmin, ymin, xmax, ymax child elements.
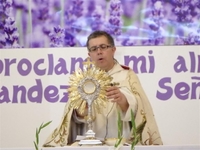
<box><xmin>68</xmin><ymin>57</ymin><xmax>113</xmax><ymax>145</ymax></box>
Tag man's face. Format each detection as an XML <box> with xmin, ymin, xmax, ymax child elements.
<box><xmin>88</xmin><ymin>36</ymin><xmax>116</xmax><ymax>71</ymax></box>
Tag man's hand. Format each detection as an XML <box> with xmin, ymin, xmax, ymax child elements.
<box><xmin>106</xmin><ymin>86</ymin><xmax>129</xmax><ymax>112</ymax></box>
<box><xmin>75</xmin><ymin>103</ymin><xmax>88</xmax><ymax>118</ymax></box>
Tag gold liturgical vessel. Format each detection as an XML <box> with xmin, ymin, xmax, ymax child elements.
<box><xmin>68</xmin><ymin>57</ymin><xmax>113</xmax><ymax>145</ymax></box>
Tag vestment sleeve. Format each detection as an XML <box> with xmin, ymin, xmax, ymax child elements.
<box><xmin>119</xmin><ymin>87</ymin><xmax>138</xmax><ymax>121</ymax></box>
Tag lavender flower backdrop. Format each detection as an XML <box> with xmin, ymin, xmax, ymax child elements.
<box><xmin>0</xmin><ymin>0</ymin><xmax>200</xmax><ymax>49</ymax></box>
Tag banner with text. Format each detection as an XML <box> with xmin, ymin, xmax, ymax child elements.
<box><xmin>0</xmin><ymin>46</ymin><xmax>199</xmax><ymax>148</ymax></box>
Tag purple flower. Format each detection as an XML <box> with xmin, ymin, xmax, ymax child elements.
<box><xmin>31</xmin><ymin>0</ymin><xmax>51</xmax><ymax>34</ymax></box>
<box><xmin>85</xmin><ymin>1</ymin><xmax>106</xmax><ymax>32</ymax></box>
<box><xmin>171</xmin><ymin>0</ymin><xmax>200</xmax><ymax>23</ymax></box>
<box><xmin>64</xmin><ymin>0</ymin><xmax>84</xmax><ymax>30</ymax></box>
<box><xmin>2</xmin><ymin>0</ymin><xmax>12</xmax><ymax>15</ymax></box>
<box><xmin>121</xmin><ymin>0</ymin><xmax>138</xmax><ymax>18</ymax></box>
<box><xmin>3</xmin><ymin>16</ymin><xmax>21</xmax><ymax>48</ymax></box>
<box><xmin>70</xmin><ymin>0</ymin><xmax>84</xmax><ymax>18</ymax></box>
<box><xmin>64</xmin><ymin>0</ymin><xmax>84</xmax><ymax>46</ymax></box>
<box><xmin>106</xmin><ymin>0</ymin><xmax>123</xmax><ymax>37</ymax></box>
<box><xmin>89</xmin><ymin>5</ymin><xmax>105</xmax><ymax>31</ymax></box>
<box><xmin>121</xmin><ymin>38</ymin><xmax>136</xmax><ymax>46</ymax></box>
<box><xmin>34</xmin><ymin>0</ymin><xmax>49</xmax><ymax>20</ymax></box>
<box><xmin>12</xmin><ymin>0</ymin><xmax>27</xmax><ymax>10</ymax></box>
<box><xmin>1</xmin><ymin>0</ymin><xmax>200</xmax><ymax>48</ymax></box>
<box><xmin>49</xmin><ymin>25</ymin><xmax>65</xmax><ymax>47</ymax></box>
<box><xmin>142</xmin><ymin>1</ymin><xmax>165</xmax><ymax>45</ymax></box>
<box><xmin>175</xmin><ymin>32</ymin><xmax>200</xmax><ymax>45</ymax></box>
<box><xmin>0</xmin><ymin>0</ymin><xmax>21</xmax><ymax>48</ymax></box>
<box><xmin>86</xmin><ymin>0</ymin><xmax>95</xmax><ymax>16</ymax></box>
<box><xmin>0</xmin><ymin>0</ymin><xmax>12</xmax><ymax>30</ymax></box>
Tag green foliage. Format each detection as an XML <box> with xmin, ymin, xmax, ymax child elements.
<box><xmin>33</xmin><ymin>121</ymin><xmax>52</xmax><ymax>150</ymax></box>
<box><xmin>130</xmin><ymin>109</ymin><xmax>140</xmax><ymax>150</ymax></box>
<box><xmin>114</xmin><ymin>110</ymin><xmax>123</xmax><ymax>148</ymax></box>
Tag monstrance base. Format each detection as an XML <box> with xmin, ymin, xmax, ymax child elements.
<box><xmin>78</xmin><ymin>129</ymin><xmax>102</xmax><ymax>145</ymax></box>
<box><xmin>79</xmin><ymin>139</ymin><xmax>102</xmax><ymax>145</ymax></box>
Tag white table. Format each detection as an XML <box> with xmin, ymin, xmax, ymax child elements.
<box><xmin>1</xmin><ymin>145</ymin><xmax>200</xmax><ymax>150</ymax></box>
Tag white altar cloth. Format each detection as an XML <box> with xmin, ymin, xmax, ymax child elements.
<box><xmin>1</xmin><ymin>145</ymin><xmax>200</xmax><ymax>150</ymax></box>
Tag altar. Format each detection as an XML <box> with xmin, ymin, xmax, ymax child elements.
<box><xmin>1</xmin><ymin>145</ymin><xmax>200</xmax><ymax>150</ymax></box>
<box><xmin>42</xmin><ymin>145</ymin><xmax>200</xmax><ymax>150</ymax></box>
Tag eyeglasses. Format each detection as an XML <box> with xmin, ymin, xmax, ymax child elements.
<box><xmin>88</xmin><ymin>44</ymin><xmax>112</xmax><ymax>53</ymax></box>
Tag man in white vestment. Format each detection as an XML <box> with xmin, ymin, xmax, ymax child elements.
<box><xmin>43</xmin><ymin>30</ymin><xmax>163</xmax><ymax>147</ymax></box>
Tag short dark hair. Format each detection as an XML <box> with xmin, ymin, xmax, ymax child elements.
<box><xmin>86</xmin><ymin>30</ymin><xmax>115</xmax><ymax>49</ymax></box>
